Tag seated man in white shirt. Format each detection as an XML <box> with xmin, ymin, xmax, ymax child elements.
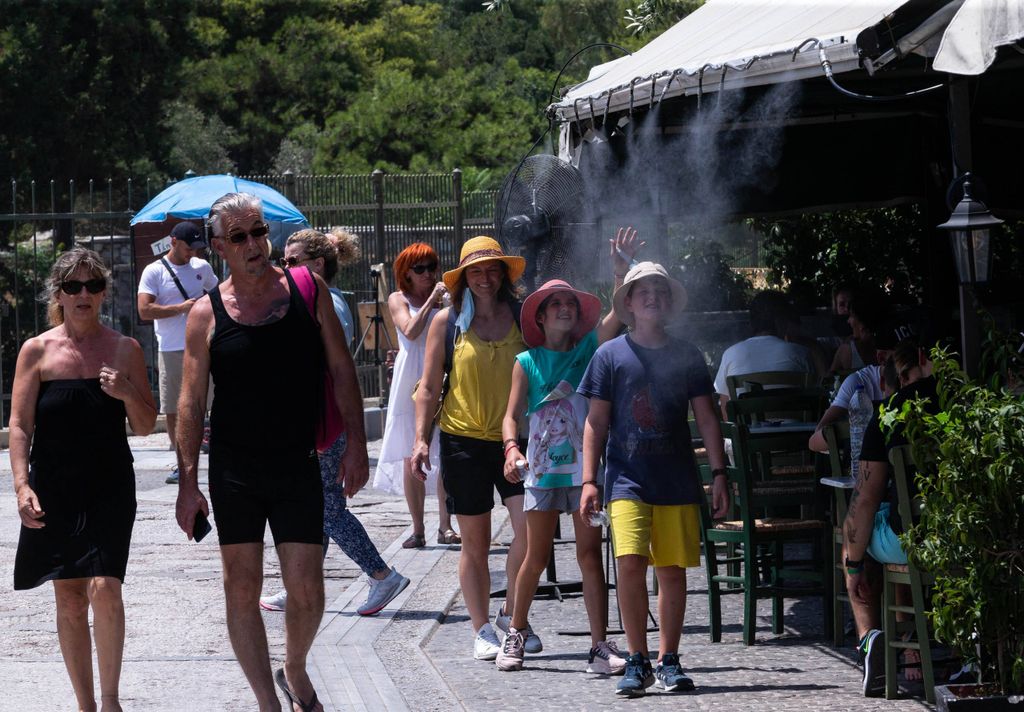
<box><xmin>713</xmin><ymin>291</ymin><xmax>815</xmax><ymax>419</ymax></box>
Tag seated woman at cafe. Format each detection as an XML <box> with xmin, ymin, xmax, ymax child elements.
<box><xmin>829</xmin><ymin>291</ymin><xmax>886</xmax><ymax>374</ymax></box>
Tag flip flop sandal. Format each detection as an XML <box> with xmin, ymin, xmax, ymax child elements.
<box><xmin>437</xmin><ymin>528</ymin><xmax>462</xmax><ymax>545</ymax></box>
<box><xmin>402</xmin><ymin>533</ymin><xmax>426</xmax><ymax>549</ymax></box>
<box><xmin>274</xmin><ymin>668</ymin><xmax>319</xmax><ymax>712</ymax></box>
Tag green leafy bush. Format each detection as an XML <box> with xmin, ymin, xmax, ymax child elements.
<box><xmin>883</xmin><ymin>348</ymin><xmax>1024</xmax><ymax>694</ymax></box>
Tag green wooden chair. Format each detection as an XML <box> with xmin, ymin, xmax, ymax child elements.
<box><xmin>821</xmin><ymin>420</ymin><xmax>854</xmax><ymax>647</ymax></box>
<box><xmin>725</xmin><ymin>370</ymin><xmax>819</xmax><ymax>402</ymax></box>
<box><xmin>700</xmin><ymin>392</ymin><xmax>831</xmax><ymax>645</ymax></box>
<box><xmin>882</xmin><ymin>445</ymin><xmax>939</xmax><ymax>704</ymax></box>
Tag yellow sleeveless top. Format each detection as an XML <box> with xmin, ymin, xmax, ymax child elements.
<box><xmin>440</xmin><ymin>321</ymin><xmax>525</xmax><ymax>441</ymax></box>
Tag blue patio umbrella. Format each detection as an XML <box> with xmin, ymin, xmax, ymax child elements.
<box><xmin>130</xmin><ymin>174</ymin><xmax>309</xmax><ymax>250</ymax></box>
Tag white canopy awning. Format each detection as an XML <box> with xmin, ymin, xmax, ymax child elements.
<box><xmin>934</xmin><ymin>0</ymin><xmax>1024</xmax><ymax>74</ymax></box>
<box><xmin>550</xmin><ymin>0</ymin><xmax>960</xmax><ymax>123</ymax></box>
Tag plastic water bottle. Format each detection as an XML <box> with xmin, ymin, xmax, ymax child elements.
<box><xmin>848</xmin><ymin>384</ymin><xmax>872</xmax><ymax>479</ymax></box>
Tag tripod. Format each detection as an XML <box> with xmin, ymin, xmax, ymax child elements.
<box><xmin>354</xmin><ymin>267</ymin><xmax>395</xmax><ymax>407</ymax></box>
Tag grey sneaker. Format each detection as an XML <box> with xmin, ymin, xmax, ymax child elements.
<box><xmin>522</xmin><ymin>624</ymin><xmax>543</xmax><ymax>654</ymax></box>
<box><xmin>495</xmin><ymin>628</ymin><xmax>525</xmax><ymax>671</ymax></box>
<box><xmin>860</xmin><ymin>629</ymin><xmax>885</xmax><ymax>696</ymax></box>
<box><xmin>474</xmin><ymin>623</ymin><xmax>501</xmax><ymax>661</ymax></box>
<box><xmin>587</xmin><ymin>640</ymin><xmax>626</xmax><ymax>675</ymax></box>
<box><xmin>616</xmin><ymin>652</ymin><xmax>654</xmax><ymax>697</ymax></box>
<box><xmin>357</xmin><ymin>568</ymin><xmax>410</xmax><ymax>616</ymax></box>
<box><xmin>165</xmin><ymin>467</ymin><xmax>180</xmax><ymax>485</ymax></box>
<box><xmin>494</xmin><ymin>607</ymin><xmax>542</xmax><ymax>653</ymax></box>
<box><xmin>259</xmin><ymin>589</ymin><xmax>287</xmax><ymax>612</ymax></box>
<box><xmin>494</xmin><ymin>605</ymin><xmax>512</xmax><ymax>636</ymax></box>
<box><xmin>654</xmin><ymin>652</ymin><xmax>694</xmax><ymax>692</ymax></box>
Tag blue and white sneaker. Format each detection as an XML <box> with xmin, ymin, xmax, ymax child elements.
<box><xmin>615</xmin><ymin>652</ymin><xmax>654</xmax><ymax>697</ymax></box>
<box><xmin>860</xmin><ymin>629</ymin><xmax>885</xmax><ymax>696</ymax></box>
<box><xmin>654</xmin><ymin>652</ymin><xmax>694</xmax><ymax>692</ymax></box>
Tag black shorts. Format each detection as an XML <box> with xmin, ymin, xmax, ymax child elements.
<box><xmin>439</xmin><ymin>432</ymin><xmax>525</xmax><ymax>516</ymax></box>
<box><xmin>208</xmin><ymin>445</ymin><xmax>324</xmax><ymax>546</ymax></box>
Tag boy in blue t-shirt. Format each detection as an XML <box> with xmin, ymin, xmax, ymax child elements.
<box><xmin>578</xmin><ymin>262</ymin><xmax>729</xmax><ymax>698</ymax></box>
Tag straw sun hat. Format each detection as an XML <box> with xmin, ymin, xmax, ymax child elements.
<box><xmin>612</xmin><ymin>261</ymin><xmax>688</xmax><ymax>327</ymax></box>
<box><xmin>442</xmin><ymin>236</ymin><xmax>526</xmax><ymax>292</ymax></box>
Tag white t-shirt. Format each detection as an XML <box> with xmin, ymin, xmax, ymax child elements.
<box><xmin>832</xmin><ymin>364</ymin><xmax>885</xmax><ymax>409</ymax></box>
<box><xmin>713</xmin><ymin>335</ymin><xmax>814</xmax><ymax>396</ymax></box>
<box><xmin>138</xmin><ymin>256</ymin><xmax>219</xmax><ymax>351</ymax></box>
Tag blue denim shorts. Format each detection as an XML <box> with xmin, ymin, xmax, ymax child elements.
<box><xmin>867</xmin><ymin>502</ymin><xmax>908</xmax><ymax>565</ymax></box>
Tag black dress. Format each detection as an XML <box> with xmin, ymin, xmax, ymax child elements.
<box><xmin>14</xmin><ymin>379</ymin><xmax>136</xmax><ymax>590</ymax></box>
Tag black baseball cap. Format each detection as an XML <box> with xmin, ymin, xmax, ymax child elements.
<box><xmin>169</xmin><ymin>221</ymin><xmax>206</xmax><ymax>248</ymax></box>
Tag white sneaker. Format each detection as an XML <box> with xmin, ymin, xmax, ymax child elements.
<box><xmin>587</xmin><ymin>640</ymin><xmax>627</xmax><ymax>675</ymax></box>
<box><xmin>259</xmin><ymin>589</ymin><xmax>287</xmax><ymax>612</ymax></box>
<box><xmin>473</xmin><ymin>623</ymin><xmax>501</xmax><ymax>661</ymax></box>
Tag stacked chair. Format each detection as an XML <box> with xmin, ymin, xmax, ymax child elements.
<box><xmin>700</xmin><ymin>387</ymin><xmax>831</xmax><ymax>645</ymax></box>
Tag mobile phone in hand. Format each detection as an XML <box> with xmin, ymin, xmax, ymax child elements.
<box><xmin>192</xmin><ymin>510</ymin><xmax>213</xmax><ymax>543</ymax></box>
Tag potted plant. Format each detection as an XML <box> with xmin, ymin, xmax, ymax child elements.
<box><xmin>882</xmin><ymin>344</ymin><xmax>1024</xmax><ymax>710</ymax></box>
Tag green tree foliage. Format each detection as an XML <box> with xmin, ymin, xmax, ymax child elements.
<box><xmin>3</xmin><ymin>0</ymin><xmax>693</xmax><ymax>182</ymax></box>
<box><xmin>751</xmin><ymin>205</ymin><xmax>926</xmax><ymax>307</ymax></box>
<box><xmin>674</xmin><ymin>234</ymin><xmax>751</xmax><ymax>311</ymax></box>
<box><xmin>0</xmin><ymin>0</ymin><xmax>194</xmax><ymax>181</ymax></box>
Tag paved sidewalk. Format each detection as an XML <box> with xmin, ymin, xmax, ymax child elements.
<box><xmin>2</xmin><ymin>436</ymin><xmax>932</xmax><ymax>710</ymax></box>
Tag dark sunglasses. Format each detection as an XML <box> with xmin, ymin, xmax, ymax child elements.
<box><xmin>60</xmin><ymin>278</ymin><xmax>106</xmax><ymax>295</ymax></box>
<box><xmin>411</xmin><ymin>262</ymin><xmax>438</xmax><ymax>275</ymax></box>
<box><xmin>279</xmin><ymin>255</ymin><xmax>307</xmax><ymax>268</ymax></box>
<box><xmin>224</xmin><ymin>223</ymin><xmax>270</xmax><ymax>245</ymax></box>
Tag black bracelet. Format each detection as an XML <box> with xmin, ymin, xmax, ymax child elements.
<box><xmin>711</xmin><ymin>467</ymin><xmax>727</xmax><ymax>477</ymax></box>
<box><xmin>581</xmin><ymin>480</ymin><xmax>598</xmax><ymax>487</ymax></box>
<box><xmin>845</xmin><ymin>557</ymin><xmax>865</xmax><ymax>573</ymax></box>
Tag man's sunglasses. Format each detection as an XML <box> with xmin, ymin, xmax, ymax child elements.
<box><xmin>411</xmin><ymin>262</ymin><xmax>438</xmax><ymax>275</ymax></box>
<box><xmin>279</xmin><ymin>255</ymin><xmax>306</xmax><ymax>268</ymax></box>
<box><xmin>224</xmin><ymin>223</ymin><xmax>270</xmax><ymax>244</ymax></box>
<box><xmin>61</xmin><ymin>278</ymin><xmax>106</xmax><ymax>295</ymax></box>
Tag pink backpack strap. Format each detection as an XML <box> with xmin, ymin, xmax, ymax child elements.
<box><xmin>290</xmin><ymin>266</ymin><xmax>318</xmax><ymax>321</ymax></box>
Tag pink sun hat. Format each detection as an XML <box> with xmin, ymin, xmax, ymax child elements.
<box><xmin>520</xmin><ymin>279</ymin><xmax>603</xmax><ymax>348</ymax></box>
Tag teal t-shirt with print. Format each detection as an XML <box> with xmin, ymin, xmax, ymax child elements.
<box><xmin>515</xmin><ymin>330</ymin><xmax>597</xmax><ymax>489</ymax></box>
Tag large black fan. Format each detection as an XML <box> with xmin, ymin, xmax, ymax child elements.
<box><xmin>494</xmin><ymin>154</ymin><xmax>585</xmax><ymax>289</ymax></box>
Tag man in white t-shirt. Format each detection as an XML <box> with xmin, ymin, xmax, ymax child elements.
<box><xmin>713</xmin><ymin>291</ymin><xmax>815</xmax><ymax>418</ymax></box>
<box><xmin>138</xmin><ymin>222</ymin><xmax>219</xmax><ymax>481</ymax></box>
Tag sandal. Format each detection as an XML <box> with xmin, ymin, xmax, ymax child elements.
<box><xmin>402</xmin><ymin>533</ymin><xmax>426</xmax><ymax>549</ymax></box>
<box><xmin>274</xmin><ymin>668</ymin><xmax>319</xmax><ymax>712</ymax></box>
<box><xmin>437</xmin><ymin>528</ymin><xmax>462</xmax><ymax>545</ymax></box>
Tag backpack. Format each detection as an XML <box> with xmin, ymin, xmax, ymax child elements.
<box><xmin>290</xmin><ymin>266</ymin><xmax>346</xmax><ymax>452</ymax></box>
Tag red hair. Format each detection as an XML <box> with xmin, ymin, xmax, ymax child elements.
<box><xmin>393</xmin><ymin>242</ymin><xmax>439</xmax><ymax>294</ymax></box>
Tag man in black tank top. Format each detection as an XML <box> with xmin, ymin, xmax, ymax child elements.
<box><xmin>174</xmin><ymin>192</ymin><xmax>369</xmax><ymax>710</ymax></box>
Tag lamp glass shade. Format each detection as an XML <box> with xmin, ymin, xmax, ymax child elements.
<box><xmin>949</xmin><ymin>228</ymin><xmax>992</xmax><ymax>284</ymax></box>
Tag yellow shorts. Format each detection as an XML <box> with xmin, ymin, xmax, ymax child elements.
<box><xmin>608</xmin><ymin>499</ymin><xmax>701</xmax><ymax>569</ymax></box>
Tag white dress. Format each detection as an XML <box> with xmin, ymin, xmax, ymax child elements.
<box><xmin>373</xmin><ymin>299</ymin><xmax>440</xmax><ymax>494</ymax></box>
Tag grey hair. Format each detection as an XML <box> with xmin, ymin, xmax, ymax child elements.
<box><xmin>206</xmin><ymin>192</ymin><xmax>264</xmax><ymax>238</ymax></box>
<box><xmin>43</xmin><ymin>247</ymin><xmax>111</xmax><ymax>327</ymax></box>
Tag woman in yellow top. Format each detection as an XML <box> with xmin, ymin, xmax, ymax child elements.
<box><xmin>411</xmin><ymin>236</ymin><xmax>529</xmax><ymax>661</ymax></box>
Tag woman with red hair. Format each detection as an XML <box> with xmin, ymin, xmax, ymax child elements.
<box><xmin>373</xmin><ymin>242</ymin><xmax>459</xmax><ymax>547</ymax></box>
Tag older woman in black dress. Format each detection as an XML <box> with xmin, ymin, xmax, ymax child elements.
<box><xmin>9</xmin><ymin>247</ymin><xmax>156</xmax><ymax>712</ymax></box>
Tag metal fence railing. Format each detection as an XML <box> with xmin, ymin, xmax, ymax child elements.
<box><xmin>0</xmin><ymin>172</ymin><xmax>498</xmax><ymax>424</ymax></box>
